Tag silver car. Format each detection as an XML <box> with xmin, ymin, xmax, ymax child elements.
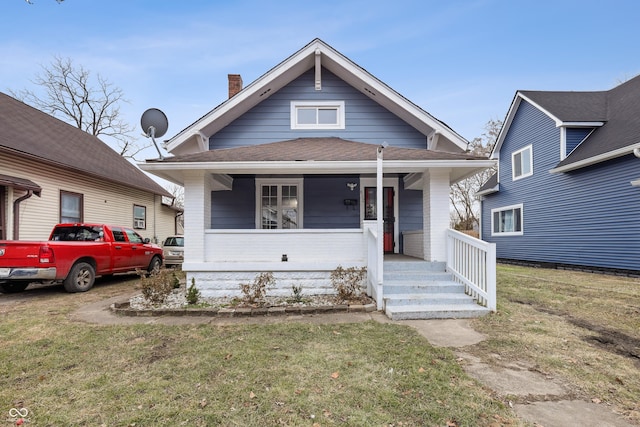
<box><xmin>162</xmin><ymin>235</ymin><xmax>184</xmax><ymax>267</ymax></box>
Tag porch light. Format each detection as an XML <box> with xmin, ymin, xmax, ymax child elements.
<box><xmin>346</xmin><ymin>182</ymin><xmax>358</xmax><ymax>191</ymax></box>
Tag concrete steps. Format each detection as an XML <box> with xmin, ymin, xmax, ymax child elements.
<box><xmin>383</xmin><ymin>258</ymin><xmax>490</xmax><ymax>320</ymax></box>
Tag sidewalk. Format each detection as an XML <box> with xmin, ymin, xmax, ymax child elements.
<box><xmin>71</xmin><ymin>294</ymin><xmax>636</xmax><ymax>427</ymax></box>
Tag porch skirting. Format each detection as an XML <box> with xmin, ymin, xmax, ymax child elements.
<box><xmin>184</xmin><ymin>261</ymin><xmax>366</xmax><ymax>298</ymax></box>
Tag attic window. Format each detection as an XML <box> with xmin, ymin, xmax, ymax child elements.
<box><xmin>291</xmin><ymin>101</ymin><xmax>345</xmax><ymax>129</ymax></box>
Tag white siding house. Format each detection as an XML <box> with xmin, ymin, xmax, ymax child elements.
<box><xmin>0</xmin><ymin>92</ymin><xmax>180</xmax><ymax>244</ymax></box>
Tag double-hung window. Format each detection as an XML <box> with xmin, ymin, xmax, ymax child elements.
<box><xmin>291</xmin><ymin>101</ymin><xmax>345</xmax><ymax>129</ymax></box>
<box><xmin>256</xmin><ymin>179</ymin><xmax>303</xmax><ymax>229</ymax></box>
<box><xmin>512</xmin><ymin>145</ymin><xmax>533</xmax><ymax>180</ymax></box>
<box><xmin>491</xmin><ymin>204</ymin><xmax>523</xmax><ymax>236</ymax></box>
<box><xmin>60</xmin><ymin>190</ymin><xmax>83</xmax><ymax>223</ymax></box>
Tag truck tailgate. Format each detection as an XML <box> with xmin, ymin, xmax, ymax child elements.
<box><xmin>0</xmin><ymin>241</ymin><xmax>46</xmax><ymax>268</ymax></box>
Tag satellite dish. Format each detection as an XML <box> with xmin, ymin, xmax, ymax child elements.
<box><xmin>141</xmin><ymin>108</ymin><xmax>168</xmax><ymax>138</ymax></box>
<box><xmin>140</xmin><ymin>108</ymin><xmax>169</xmax><ymax>159</ymax></box>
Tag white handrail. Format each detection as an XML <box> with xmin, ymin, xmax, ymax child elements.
<box><xmin>365</xmin><ymin>224</ymin><xmax>383</xmax><ymax>310</ymax></box>
<box><xmin>446</xmin><ymin>229</ymin><xmax>496</xmax><ymax>311</ymax></box>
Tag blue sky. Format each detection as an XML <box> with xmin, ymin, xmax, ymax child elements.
<box><xmin>2</xmin><ymin>0</ymin><xmax>640</xmax><ymax>162</ymax></box>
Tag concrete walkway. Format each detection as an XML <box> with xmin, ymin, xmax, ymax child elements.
<box><xmin>72</xmin><ymin>295</ymin><xmax>636</xmax><ymax>427</ymax></box>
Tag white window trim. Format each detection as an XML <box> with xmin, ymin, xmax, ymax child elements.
<box><xmin>255</xmin><ymin>178</ymin><xmax>304</xmax><ymax>229</ymax></box>
<box><xmin>491</xmin><ymin>203</ymin><xmax>523</xmax><ymax>236</ymax></box>
<box><xmin>290</xmin><ymin>101</ymin><xmax>345</xmax><ymax>130</ymax></box>
<box><xmin>512</xmin><ymin>145</ymin><xmax>533</xmax><ymax>181</ymax></box>
<box><xmin>133</xmin><ymin>204</ymin><xmax>146</xmax><ymax>230</ymax></box>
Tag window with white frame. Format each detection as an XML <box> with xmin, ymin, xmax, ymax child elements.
<box><xmin>491</xmin><ymin>204</ymin><xmax>523</xmax><ymax>236</ymax></box>
<box><xmin>60</xmin><ymin>190</ymin><xmax>83</xmax><ymax>223</ymax></box>
<box><xmin>133</xmin><ymin>205</ymin><xmax>146</xmax><ymax>230</ymax></box>
<box><xmin>512</xmin><ymin>145</ymin><xmax>533</xmax><ymax>180</ymax></box>
<box><xmin>290</xmin><ymin>101</ymin><xmax>345</xmax><ymax>129</ymax></box>
<box><xmin>256</xmin><ymin>179</ymin><xmax>303</xmax><ymax>229</ymax></box>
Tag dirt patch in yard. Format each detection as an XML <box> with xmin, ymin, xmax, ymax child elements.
<box><xmin>511</xmin><ymin>299</ymin><xmax>640</xmax><ymax>366</ymax></box>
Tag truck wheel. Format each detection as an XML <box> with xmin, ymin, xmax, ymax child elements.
<box><xmin>147</xmin><ymin>256</ymin><xmax>162</xmax><ymax>276</ymax></box>
<box><xmin>63</xmin><ymin>262</ymin><xmax>95</xmax><ymax>293</ymax></box>
<box><xmin>0</xmin><ymin>282</ymin><xmax>29</xmax><ymax>293</ymax></box>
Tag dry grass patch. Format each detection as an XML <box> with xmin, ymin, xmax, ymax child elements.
<box><xmin>0</xmin><ymin>278</ymin><xmax>520</xmax><ymax>426</ymax></box>
<box><xmin>471</xmin><ymin>264</ymin><xmax>640</xmax><ymax>424</ymax></box>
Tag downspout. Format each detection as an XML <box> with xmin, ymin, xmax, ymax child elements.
<box><xmin>13</xmin><ymin>190</ymin><xmax>34</xmax><ymax>240</ymax></box>
<box><xmin>634</xmin><ymin>148</ymin><xmax>640</xmax><ymax>158</ymax></box>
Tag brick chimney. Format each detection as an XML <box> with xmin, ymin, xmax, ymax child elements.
<box><xmin>228</xmin><ymin>74</ymin><xmax>243</xmax><ymax>98</ymax></box>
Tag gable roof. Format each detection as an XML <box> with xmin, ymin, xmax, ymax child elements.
<box><xmin>164</xmin><ymin>38</ymin><xmax>469</xmax><ymax>155</ymax></box>
<box><xmin>491</xmin><ymin>75</ymin><xmax>640</xmax><ymax>172</ymax></box>
<box><xmin>0</xmin><ymin>92</ymin><xmax>171</xmax><ymax>197</ymax></box>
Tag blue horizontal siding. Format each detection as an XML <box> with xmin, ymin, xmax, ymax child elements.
<box><xmin>211</xmin><ymin>177</ymin><xmax>256</xmax><ymax>229</ymax></box>
<box><xmin>210</xmin><ymin>68</ymin><xmax>427</xmax><ymax>149</ymax></box>
<box><xmin>482</xmin><ymin>100</ymin><xmax>640</xmax><ymax>272</ymax></box>
<box><xmin>210</xmin><ymin>175</ymin><xmax>362</xmax><ymax>229</ymax></box>
<box><xmin>565</xmin><ymin>128</ymin><xmax>592</xmax><ymax>156</ymax></box>
<box><xmin>304</xmin><ymin>176</ymin><xmax>361</xmax><ymax>228</ymax></box>
<box><xmin>398</xmin><ymin>177</ymin><xmax>423</xmax><ymax>253</ymax></box>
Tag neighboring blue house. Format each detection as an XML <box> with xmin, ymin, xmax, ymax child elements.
<box><xmin>141</xmin><ymin>39</ymin><xmax>497</xmax><ymax>318</ymax></box>
<box><xmin>479</xmin><ymin>76</ymin><xmax>640</xmax><ymax>275</ymax></box>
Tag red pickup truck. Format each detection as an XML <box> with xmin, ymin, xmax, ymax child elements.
<box><xmin>0</xmin><ymin>223</ymin><xmax>163</xmax><ymax>293</ymax></box>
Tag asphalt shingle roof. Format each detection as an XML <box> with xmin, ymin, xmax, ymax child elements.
<box><xmin>154</xmin><ymin>137</ymin><xmax>487</xmax><ymax>163</ymax></box>
<box><xmin>520</xmin><ymin>74</ymin><xmax>640</xmax><ymax>168</ymax></box>
<box><xmin>0</xmin><ymin>92</ymin><xmax>171</xmax><ymax>197</ymax></box>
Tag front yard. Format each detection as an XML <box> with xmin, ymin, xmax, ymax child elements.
<box><xmin>0</xmin><ymin>265</ymin><xmax>638</xmax><ymax>425</ymax></box>
<box><xmin>470</xmin><ymin>264</ymin><xmax>640</xmax><ymax>425</ymax></box>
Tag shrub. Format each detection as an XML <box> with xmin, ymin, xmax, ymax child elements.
<box><xmin>239</xmin><ymin>272</ymin><xmax>275</xmax><ymax>305</ymax></box>
<box><xmin>290</xmin><ymin>284</ymin><xmax>304</xmax><ymax>303</ymax></box>
<box><xmin>330</xmin><ymin>265</ymin><xmax>367</xmax><ymax>302</ymax></box>
<box><xmin>186</xmin><ymin>277</ymin><xmax>201</xmax><ymax>305</ymax></box>
<box><xmin>172</xmin><ymin>272</ymin><xmax>181</xmax><ymax>289</ymax></box>
<box><xmin>138</xmin><ymin>268</ymin><xmax>174</xmax><ymax>305</ymax></box>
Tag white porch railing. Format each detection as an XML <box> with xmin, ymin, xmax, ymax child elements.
<box><xmin>364</xmin><ymin>222</ymin><xmax>383</xmax><ymax>310</ymax></box>
<box><xmin>446</xmin><ymin>229</ymin><xmax>496</xmax><ymax>311</ymax></box>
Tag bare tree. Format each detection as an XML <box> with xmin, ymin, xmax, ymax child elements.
<box><xmin>165</xmin><ymin>184</ymin><xmax>184</xmax><ymax>209</ymax></box>
<box><xmin>11</xmin><ymin>56</ymin><xmax>148</xmax><ymax>159</ymax></box>
<box><xmin>25</xmin><ymin>0</ymin><xmax>64</xmax><ymax>5</ymax></box>
<box><xmin>450</xmin><ymin>118</ymin><xmax>502</xmax><ymax>232</ymax></box>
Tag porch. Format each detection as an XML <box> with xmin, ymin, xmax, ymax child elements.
<box><xmin>182</xmin><ymin>226</ymin><xmax>496</xmax><ymax>319</ymax></box>
<box><xmin>141</xmin><ymin>139</ymin><xmax>498</xmax><ymax>319</ymax></box>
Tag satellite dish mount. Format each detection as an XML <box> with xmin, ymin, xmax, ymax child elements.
<box><xmin>140</xmin><ymin>108</ymin><xmax>169</xmax><ymax>159</ymax></box>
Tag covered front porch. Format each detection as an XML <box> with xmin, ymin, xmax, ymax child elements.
<box><xmin>141</xmin><ymin>139</ymin><xmax>497</xmax><ymax>318</ymax></box>
<box><xmin>182</xmin><ymin>225</ymin><xmax>496</xmax><ymax>316</ymax></box>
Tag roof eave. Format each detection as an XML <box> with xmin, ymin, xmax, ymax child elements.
<box><xmin>139</xmin><ymin>159</ymin><xmax>496</xmax><ymax>185</ymax></box>
<box><xmin>476</xmin><ymin>185</ymin><xmax>499</xmax><ymax>197</ymax></box>
<box><xmin>550</xmin><ymin>144</ymin><xmax>640</xmax><ymax>173</ymax></box>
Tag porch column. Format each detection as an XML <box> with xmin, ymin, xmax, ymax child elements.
<box><xmin>183</xmin><ymin>170</ymin><xmax>212</xmax><ymax>265</ymax></box>
<box><xmin>422</xmin><ymin>169</ymin><xmax>450</xmax><ymax>261</ymax></box>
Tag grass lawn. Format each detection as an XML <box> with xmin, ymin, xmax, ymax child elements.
<box><xmin>471</xmin><ymin>264</ymin><xmax>640</xmax><ymax>425</ymax></box>
<box><xmin>0</xmin><ymin>278</ymin><xmax>517</xmax><ymax>427</ymax></box>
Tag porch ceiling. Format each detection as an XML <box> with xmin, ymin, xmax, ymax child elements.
<box><xmin>140</xmin><ymin>138</ymin><xmax>494</xmax><ymax>186</ymax></box>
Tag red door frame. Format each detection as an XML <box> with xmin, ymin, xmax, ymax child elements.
<box><xmin>364</xmin><ymin>186</ymin><xmax>395</xmax><ymax>253</ymax></box>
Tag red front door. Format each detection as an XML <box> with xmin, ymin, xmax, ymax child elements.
<box><xmin>364</xmin><ymin>187</ymin><xmax>395</xmax><ymax>253</ymax></box>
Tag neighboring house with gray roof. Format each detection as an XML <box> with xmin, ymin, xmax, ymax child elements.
<box><xmin>0</xmin><ymin>92</ymin><xmax>181</xmax><ymax>244</ymax></box>
<box><xmin>140</xmin><ymin>39</ymin><xmax>497</xmax><ymax>318</ymax></box>
<box><xmin>478</xmin><ymin>76</ymin><xmax>640</xmax><ymax>274</ymax></box>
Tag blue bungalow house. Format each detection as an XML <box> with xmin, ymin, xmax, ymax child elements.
<box><xmin>479</xmin><ymin>75</ymin><xmax>640</xmax><ymax>275</ymax></box>
<box><xmin>140</xmin><ymin>39</ymin><xmax>497</xmax><ymax>318</ymax></box>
